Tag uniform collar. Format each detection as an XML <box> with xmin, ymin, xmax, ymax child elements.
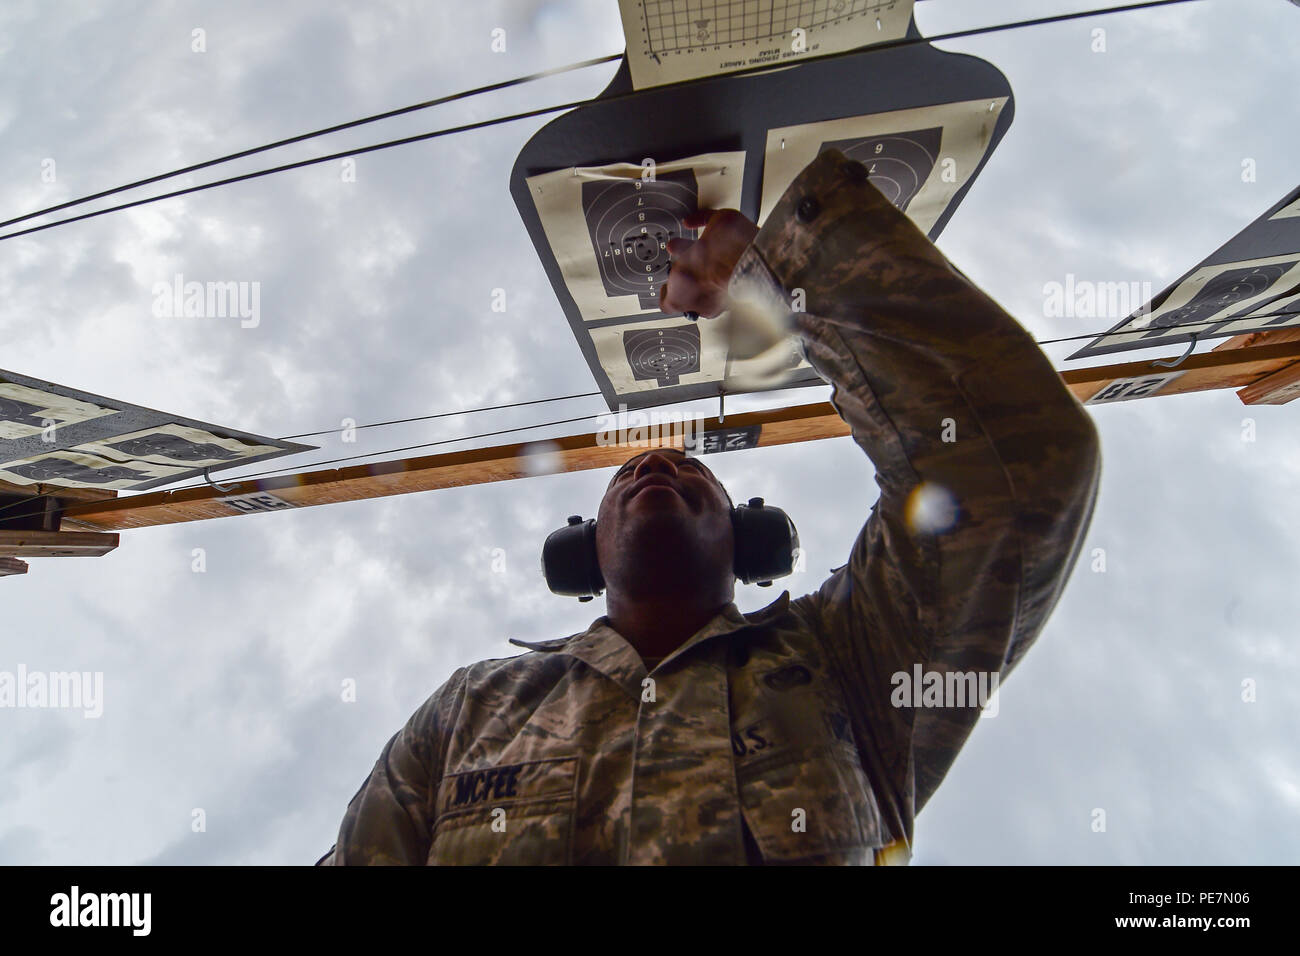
<box><xmin>509</xmin><ymin>590</ymin><xmax>791</xmax><ymax>700</ymax></box>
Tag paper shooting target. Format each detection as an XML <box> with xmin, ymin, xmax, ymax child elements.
<box><xmin>0</xmin><ymin>368</ymin><xmax>313</xmax><ymax>490</ymax></box>
<box><xmin>758</xmin><ymin>99</ymin><xmax>1007</xmax><ymax>236</ymax></box>
<box><xmin>1253</xmin><ymin>287</ymin><xmax>1300</xmax><ymax>325</ymax></box>
<box><xmin>819</xmin><ymin>127</ymin><xmax>941</xmax><ymax>214</ymax></box>
<box><xmin>1138</xmin><ymin>261</ymin><xmax>1299</xmax><ymax>336</ymax></box>
<box><xmin>103</xmin><ymin>432</ymin><xmax>245</xmax><ymax>463</ymax></box>
<box><xmin>0</xmin><ymin>397</ymin><xmax>48</xmax><ymax>430</ymax></box>
<box><xmin>622</xmin><ymin>324</ymin><xmax>701</xmax><ymax>386</ymax></box>
<box><xmin>0</xmin><ymin>381</ymin><xmax>118</xmax><ymax>441</ymax></box>
<box><xmin>3</xmin><ymin>455</ymin><xmax>157</xmax><ymax>486</ymax></box>
<box><xmin>1070</xmin><ymin>250</ymin><xmax>1300</xmax><ymax>359</ymax></box>
<box><xmin>1068</xmin><ymin>185</ymin><xmax>1300</xmax><ymax>359</ymax></box>
<box><xmin>582</xmin><ymin>170</ymin><xmax>699</xmax><ymax>310</ymax></box>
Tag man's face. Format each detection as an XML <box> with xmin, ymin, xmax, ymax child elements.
<box><xmin>594</xmin><ymin>448</ymin><xmax>735</xmax><ymax>595</ymax></box>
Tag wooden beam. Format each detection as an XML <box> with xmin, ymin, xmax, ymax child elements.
<box><xmin>0</xmin><ymin>557</ymin><xmax>28</xmax><ymax>577</ymax></box>
<box><xmin>1063</xmin><ymin>339</ymin><xmax>1300</xmax><ymax>402</ymax></box>
<box><xmin>1237</xmin><ymin>361</ymin><xmax>1300</xmax><ymax>405</ymax></box>
<box><xmin>1211</xmin><ymin>328</ymin><xmax>1300</xmax><ymax>352</ymax></box>
<box><xmin>0</xmin><ymin>480</ymin><xmax>119</xmax><ymax>534</ymax></box>
<box><xmin>44</xmin><ymin>339</ymin><xmax>1300</xmax><ymax>535</ymax></box>
<box><xmin>60</xmin><ymin>402</ymin><xmax>852</xmax><ymax>532</ymax></box>
<box><xmin>1214</xmin><ymin>328</ymin><xmax>1300</xmax><ymax>405</ymax></box>
<box><xmin>0</xmin><ymin>479</ymin><xmax>118</xmax><ymax>502</ymax></box>
<box><xmin>0</xmin><ymin>530</ymin><xmax>119</xmax><ymax>557</ymax></box>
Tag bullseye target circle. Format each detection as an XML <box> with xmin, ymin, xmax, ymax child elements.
<box><xmin>1145</xmin><ymin>261</ymin><xmax>1299</xmax><ymax>334</ymax></box>
<box><xmin>821</xmin><ymin>128</ymin><xmax>943</xmax><ymax>213</ymax></box>
<box><xmin>582</xmin><ymin>170</ymin><xmax>699</xmax><ymax>308</ymax></box>
<box><xmin>622</xmin><ymin>325</ymin><xmax>701</xmax><ymax>386</ymax></box>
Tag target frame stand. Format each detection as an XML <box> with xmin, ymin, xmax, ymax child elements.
<box><xmin>30</xmin><ymin>336</ymin><xmax>1300</xmax><ymax>540</ymax></box>
<box><xmin>510</xmin><ymin>22</ymin><xmax>1015</xmax><ymax>412</ymax></box>
<box><xmin>0</xmin><ymin>479</ymin><xmax>120</xmax><ymax>576</ymax></box>
<box><xmin>1068</xmin><ymin>184</ymin><xmax>1300</xmax><ymax>361</ymax></box>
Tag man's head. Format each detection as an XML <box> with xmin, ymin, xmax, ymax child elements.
<box><xmin>594</xmin><ymin>448</ymin><xmax>736</xmax><ymax>604</ymax></box>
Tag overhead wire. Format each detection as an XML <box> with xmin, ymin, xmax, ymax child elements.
<box><xmin>1034</xmin><ymin>308</ymin><xmax>1300</xmax><ymax>346</ymax></box>
<box><xmin>0</xmin><ymin>0</ymin><xmax>1202</xmax><ymax>243</ymax></box>
<box><xmin>277</xmin><ymin>389</ymin><xmax>602</xmax><ymax>440</ymax></box>
<box><xmin>0</xmin><ymin>53</ymin><xmax>623</xmax><ymax>232</ymax></box>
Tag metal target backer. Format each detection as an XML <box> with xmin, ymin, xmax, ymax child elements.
<box><xmin>1271</xmin><ymin>194</ymin><xmax>1300</xmax><ymax>221</ymax></box>
<box><xmin>1069</xmin><ymin>184</ymin><xmax>1300</xmax><ymax>360</ymax></box>
<box><xmin>0</xmin><ymin>368</ymin><xmax>313</xmax><ymax>491</ymax></box>
<box><xmin>511</xmin><ymin>11</ymin><xmax>1015</xmax><ymax>411</ymax></box>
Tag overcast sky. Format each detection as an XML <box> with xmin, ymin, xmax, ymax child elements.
<box><xmin>1</xmin><ymin>0</ymin><xmax>1297</xmax><ymax>865</ymax></box>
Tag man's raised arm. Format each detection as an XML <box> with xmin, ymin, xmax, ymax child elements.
<box><xmin>729</xmin><ymin>149</ymin><xmax>1101</xmax><ymax>854</ymax></box>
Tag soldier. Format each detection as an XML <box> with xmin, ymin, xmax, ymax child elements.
<box><xmin>317</xmin><ymin>149</ymin><xmax>1101</xmax><ymax>865</ymax></box>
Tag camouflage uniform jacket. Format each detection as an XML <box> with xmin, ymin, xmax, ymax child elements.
<box><xmin>318</xmin><ymin>149</ymin><xmax>1102</xmax><ymax>865</ymax></box>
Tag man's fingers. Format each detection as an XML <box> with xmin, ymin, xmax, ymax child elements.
<box><xmin>659</xmin><ymin>282</ymin><xmax>676</xmax><ymax>314</ymax></box>
<box><xmin>659</xmin><ymin>273</ymin><xmax>679</xmax><ymax>313</ymax></box>
<box><xmin>663</xmin><ymin>208</ymin><xmax>749</xmax><ymax>316</ymax></box>
<box><xmin>660</xmin><ymin>270</ymin><xmax>700</xmax><ymax>315</ymax></box>
<box><xmin>682</xmin><ymin>209</ymin><xmax>714</xmax><ymax>230</ymax></box>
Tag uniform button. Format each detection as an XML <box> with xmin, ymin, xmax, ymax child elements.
<box><xmin>796</xmin><ymin>196</ymin><xmax>820</xmax><ymax>223</ymax></box>
<box><xmin>844</xmin><ymin>160</ymin><xmax>869</xmax><ymax>182</ymax></box>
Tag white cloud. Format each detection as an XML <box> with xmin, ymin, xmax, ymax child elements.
<box><xmin>1</xmin><ymin>0</ymin><xmax>1296</xmax><ymax>866</ymax></box>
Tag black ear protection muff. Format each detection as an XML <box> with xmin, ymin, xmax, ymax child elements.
<box><xmin>541</xmin><ymin>497</ymin><xmax>799</xmax><ymax>602</ymax></box>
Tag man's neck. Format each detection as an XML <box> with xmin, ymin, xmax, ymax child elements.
<box><xmin>604</xmin><ymin>592</ymin><xmax>732</xmax><ymax>663</ymax></box>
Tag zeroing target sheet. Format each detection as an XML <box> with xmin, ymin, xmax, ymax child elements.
<box><xmin>759</xmin><ymin>97</ymin><xmax>1009</xmax><ymax>235</ymax></box>
<box><xmin>617</xmin><ymin>0</ymin><xmax>915</xmax><ymax>90</ymax></box>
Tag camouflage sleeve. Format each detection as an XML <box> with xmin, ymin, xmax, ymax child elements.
<box><xmin>729</xmin><ymin>149</ymin><xmax>1101</xmax><ymax>851</ymax></box>
<box><xmin>315</xmin><ymin>669</ymin><xmax>465</xmax><ymax>865</ymax></box>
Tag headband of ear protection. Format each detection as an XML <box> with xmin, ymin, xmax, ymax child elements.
<box><xmin>540</xmin><ymin>497</ymin><xmax>799</xmax><ymax>601</ymax></box>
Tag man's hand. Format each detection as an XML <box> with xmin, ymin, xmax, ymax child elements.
<box><xmin>661</xmin><ymin>208</ymin><xmax>758</xmax><ymax>319</ymax></box>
